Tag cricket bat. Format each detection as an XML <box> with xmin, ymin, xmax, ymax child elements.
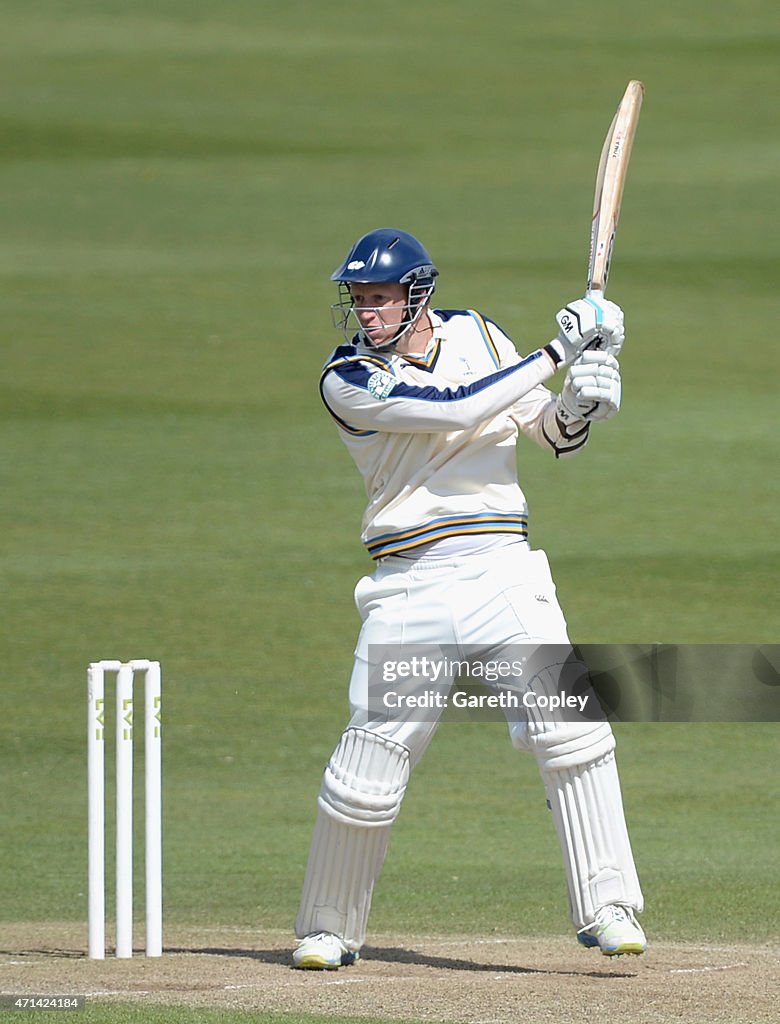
<box><xmin>586</xmin><ymin>79</ymin><xmax>644</xmax><ymax>299</ymax></box>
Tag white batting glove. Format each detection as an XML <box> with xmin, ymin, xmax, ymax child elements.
<box><xmin>546</xmin><ymin>296</ymin><xmax>625</xmax><ymax>366</ymax></box>
<box><xmin>558</xmin><ymin>350</ymin><xmax>622</xmax><ymax>422</ymax></box>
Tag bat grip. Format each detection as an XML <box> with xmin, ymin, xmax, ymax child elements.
<box><xmin>584</xmin><ymin>288</ymin><xmax>607</xmax><ymax>351</ymax></box>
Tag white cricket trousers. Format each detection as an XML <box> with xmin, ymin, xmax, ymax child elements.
<box><xmin>295</xmin><ymin>543</ymin><xmax>643</xmax><ymax>948</ymax></box>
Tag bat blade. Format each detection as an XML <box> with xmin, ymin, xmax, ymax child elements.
<box><xmin>587</xmin><ymin>80</ymin><xmax>644</xmax><ymax>297</ymax></box>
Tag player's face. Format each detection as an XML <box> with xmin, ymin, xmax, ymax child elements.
<box><xmin>349</xmin><ymin>283</ymin><xmax>409</xmax><ymax>347</ymax></box>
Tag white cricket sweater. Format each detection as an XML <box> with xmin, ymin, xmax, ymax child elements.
<box><xmin>320</xmin><ymin>309</ymin><xmax>589</xmax><ymax>559</ymax></box>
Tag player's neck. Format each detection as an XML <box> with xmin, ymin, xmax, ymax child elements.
<box><xmin>393</xmin><ymin>312</ymin><xmax>434</xmax><ymax>355</ymax></box>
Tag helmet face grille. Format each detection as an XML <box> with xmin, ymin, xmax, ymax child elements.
<box><xmin>331</xmin><ymin>279</ymin><xmax>436</xmax><ymax>349</ymax></box>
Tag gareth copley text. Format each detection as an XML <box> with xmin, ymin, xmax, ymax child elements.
<box><xmin>382</xmin><ymin>688</ymin><xmax>591</xmax><ymax>712</ymax></box>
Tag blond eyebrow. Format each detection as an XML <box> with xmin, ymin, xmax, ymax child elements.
<box><xmin>352</xmin><ymin>290</ymin><xmax>395</xmax><ymax>303</ymax></box>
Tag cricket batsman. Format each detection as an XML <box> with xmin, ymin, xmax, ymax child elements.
<box><xmin>292</xmin><ymin>228</ymin><xmax>646</xmax><ymax>969</ymax></box>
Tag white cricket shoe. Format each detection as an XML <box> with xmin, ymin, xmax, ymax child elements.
<box><xmin>577</xmin><ymin>904</ymin><xmax>647</xmax><ymax>956</ymax></box>
<box><xmin>292</xmin><ymin>931</ymin><xmax>360</xmax><ymax>970</ymax></box>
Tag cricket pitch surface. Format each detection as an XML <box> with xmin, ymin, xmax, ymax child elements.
<box><xmin>1</xmin><ymin>924</ymin><xmax>777</xmax><ymax>1023</ymax></box>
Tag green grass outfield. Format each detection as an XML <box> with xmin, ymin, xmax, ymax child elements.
<box><xmin>0</xmin><ymin>1010</ymin><xmax>386</xmax><ymax>1024</ymax></box>
<box><xmin>1</xmin><ymin>1</ymin><xmax>778</xmax><ymax>1022</ymax></box>
<box><xmin>7</xmin><ymin>1011</ymin><xmax>382</xmax><ymax>1024</ymax></box>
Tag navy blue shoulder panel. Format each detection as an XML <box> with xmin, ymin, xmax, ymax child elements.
<box><xmin>327</xmin><ymin>342</ymin><xmax>358</xmax><ymax>360</ymax></box>
<box><xmin>435</xmin><ymin>307</ymin><xmax>510</xmax><ymax>337</ymax></box>
<box><xmin>434</xmin><ymin>308</ymin><xmax>469</xmax><ymax>322</ymax></box>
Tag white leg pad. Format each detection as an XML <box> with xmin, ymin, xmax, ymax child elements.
<box><xmin>509</xmin><ymin>663</ymin><xmax>642</xmax><ymax>927</ymax></box>
<box><xmin>295</xmin><ymin>728</ymin><xmax>410</xmax><ymax>951</ymax></box>
<box><xmin>542</xmin><ymin>749</ymin><xmax>644</xmax><ymax>930</ymax></box>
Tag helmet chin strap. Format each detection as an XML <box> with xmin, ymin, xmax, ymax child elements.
<box><xmin>361</xmin><ymin>297</ymin><xmax>431</xmax><ymax>351</ymax></box>
<box><xmin>362</xmin><ymin>320</ymin><xmax>414</xmax><ymax>351</ymax></box>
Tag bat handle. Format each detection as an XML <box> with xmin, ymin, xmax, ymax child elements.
<box><xmin>584</xmin><ymin>288</ymin><xmax>607</xmax><ymax>351</ymax></box>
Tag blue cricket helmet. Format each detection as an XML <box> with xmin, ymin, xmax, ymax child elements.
<box><xmin>331</xmin><ymin>228</ymin><xmax>438</xmax><ymax>287</ymax></box>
